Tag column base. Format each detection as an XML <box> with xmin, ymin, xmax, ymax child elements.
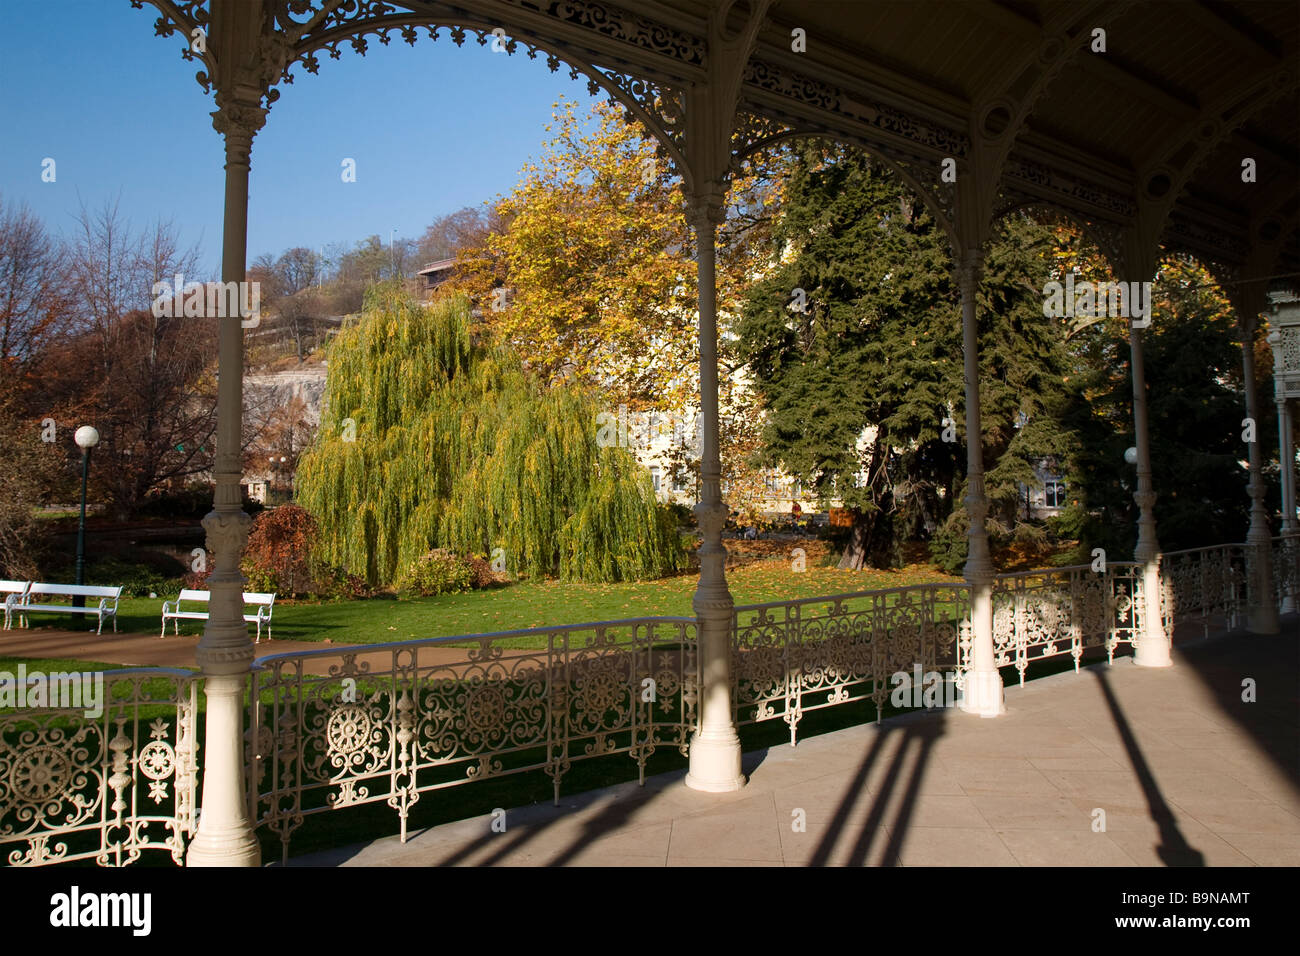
<box><xmin>685</xmin><ymin>729</ymin><xmax>745</xmax><ymax>792</ymax></box>
<box><xmin>958</xmin><ymin>669</ymin><xmax>1005</xmax><ymax>718</ymax></box>
<box><xmin>1247</xmin><ymin>607</ymin><xmax>1280</xmax><ymax>635</ymax></box>
<box><xmin>1134</xmin><ymin>642</ymin><xmax>1173</xmax><ymax>667</ymax></box>
<box><xmin>186</xmin><ymin>824</ymin><xmax>261</xmax><ymax>867</ymax></box>
<box><xmin>1135</xmin><ymin>563</ymin><xmax>1172</xmax><ymax>667</ymax></box>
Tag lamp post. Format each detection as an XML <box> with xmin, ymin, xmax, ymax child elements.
<box><xmin>268</xmin><ymin>455</ymin><xmax>287</xmax><ymax>503</ymax></box>
<box><xmin>73</xmin><ymin>425</ymin><xmax>100</xmax><ymax>611</ymax></box>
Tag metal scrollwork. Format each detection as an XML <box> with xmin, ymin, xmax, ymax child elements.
<box><xmin>2</xmin><ymin>670</ymin><xmax>197</xmax><ymax>867</ymax></box>
<box><xmin>249</xmin><ymin>617</ymin><xmax>697</xmax><ymax>861</ymax></box>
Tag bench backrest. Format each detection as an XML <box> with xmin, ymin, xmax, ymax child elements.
<box><xmin>174</xmin><ymin>590</ymin><xmax>274</xmax><ymax>607</ymax></box>
<box><xmin>0</xmin><ymin>580</ymin><xmax>29</xmax><ymax>595</ymax></box>
<box><xmin>27</xmin><ymin>583</ymin><xmax>122</xmax><ymax>599</ymax></box>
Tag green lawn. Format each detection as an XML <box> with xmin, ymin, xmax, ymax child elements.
<box><xmin>105</xmin><ymin>559</ymin><xmax>960</xmax><ymax>647</ymax></box>
<box><xmin>0</xmin><ymin>656</ymin><xmax>128</xmax><ymax>674</ymax></box>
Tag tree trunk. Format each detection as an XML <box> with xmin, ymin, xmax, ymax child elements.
<box><xmin>838</xmin><ymin>513</ymin><xmax>869</xmax><ymax>570</ymax></box>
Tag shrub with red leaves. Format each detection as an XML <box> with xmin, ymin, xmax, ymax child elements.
<box><xmin>241</xmin><ymin>503</ymin><xmax>319</xmax><ymax>597</ymax></box>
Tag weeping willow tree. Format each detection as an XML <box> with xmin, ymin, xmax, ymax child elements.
<box><xmin>296</xmin><ymin>286</ymin><xmax>685</xmax><ymax>585</ymax></box>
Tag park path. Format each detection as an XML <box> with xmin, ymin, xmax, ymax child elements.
<box><xmin>0</xmin><ymin>627</ymin><xmax>473</xmax><ymax>675</ymax></box>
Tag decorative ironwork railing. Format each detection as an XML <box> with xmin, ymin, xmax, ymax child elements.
<box><xmin>1271</xmin><ymin>533</ymin><xmax>1300</xmax><ymax>606</ymax></box>
<box><xmin>989</xmin><ymin>563</ymin><xmax>1145</xmax><ymax>686</ymax></box>
<box><xmin>732</xmin><ymin>584</ymin><xmax>970</xmax><ymax>744</ymax></box>
<box><xmin>0</xmin><ymin>668</ymin><xmax>198</xmax><ymax>867</ymax></box>
<box><xmin>1158</xmin><ymin>544</ymin><xmax>1247</xmax><ymax>638</ymax></box>
<box><xmin>247</xmin><ymin>618</ymin><xmax>696</xmax><ymax>862</ymax></box>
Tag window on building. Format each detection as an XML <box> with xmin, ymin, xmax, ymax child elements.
<box><xmin>650</xmin><ymin>466</ymin><xmax>661</xmax><ymax>493</ymax></box>
<box><xmin>1044</xmin><ymin>480</ymin><xmax>1066</xmax><ymax>508</ymax></box>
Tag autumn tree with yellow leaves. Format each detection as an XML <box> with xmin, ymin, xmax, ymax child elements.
<box><xmin>448</xmin><ymin>96</ymin><xmax>784</xmax><ymax>518</ymax></box>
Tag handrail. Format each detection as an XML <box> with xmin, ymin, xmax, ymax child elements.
<box><xmin>1161</xmin><ymin>543</ymin><xmax>1245</xmax><ymax>558</ymax></box>
<box><xmin>733</xmin><ymin>580</ymin><xmax>965</xmax><ymax>614</ymax></box>
<box><xmin>992</xmin><ymin>561</ymin><xmax>1140</xmax><ymax>580</ymax></box>
<box><xmin>252</xmin><ymin>615</ymin><xmax>698</xmax><ymax>665</ymax></box>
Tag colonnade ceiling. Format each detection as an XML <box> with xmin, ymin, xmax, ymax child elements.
<box><xmin>134</xmin><ymin>0</ymin><xmax>1299</xmax><ymax>273</ymax></box>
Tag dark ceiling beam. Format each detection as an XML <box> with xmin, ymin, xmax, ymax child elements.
<box><xmin>1086</xmin><ymin>53</ymin><xmax>1199</xmax><ymax>118</ymax></box>
<box><xmin>1234</xmin><ymin>123</ymin><xmax>1300</xmax><ymax>172</ymax></box>
<box><xmin>759</xmin><ymin>6</ymin><xmax>970</xmax><ymax>115</ymax></box>
<box><xmin>1187</xmin><ymin>1</ymin><xmax>1283</xmax><ymax>62</ymax></box>
<box><xmin>968</xmin><ymin>0</ymin><xmax>1199</xmax><ymax>118</ymax></box>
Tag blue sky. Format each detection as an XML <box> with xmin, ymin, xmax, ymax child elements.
<box><xmin>0</xmin><ymin>0</ymin><xmax>598</xmax><ymax>276</ymax></box>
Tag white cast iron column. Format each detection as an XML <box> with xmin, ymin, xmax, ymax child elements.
<box><xmin>955</xmin><ymin>252</ymin><xmax>1004</xmax><ymax>717</ymax></box>
<box><xmin>1270</xmin><ymin>331</ymin><xmax>1297</xmax><ymax>614</ymax></box>
<box><xmin>186</xmin><ymin>98</ymin><xmax>264</xmax><ymax>867</ymax></box>
<box><xmin>1128</xmin><ymin>312</ymin><xmax>1172</xmax><ymax>666</ymax></box>
<box><xmin>1240</xmin><ymin>311</ymin><xmax>1279</xmax><ymax>633</ymax></box>
<box><xmin>1274</xmin><ymin>369</ymin><xmax>1298</xmax><ymax>536</ymax></box>
<box><xmin>1268</xmin><ymin>293</ymin><xmax>1299</xmax><ymax>614</ymax></box>
<box><xmin>685</xmin><ymin>186</ymin><xmax>745</xmax><ymax>791</ymax></box>
<box><xmin>1272</xmin><ymin>362</ymin><xmax>1296</xmax><ymax>615</ymax></box>
<box><xmin>1267</xmin><ymin>328</ymin><xmax>1298</xmax><ymax>533</ymax></box>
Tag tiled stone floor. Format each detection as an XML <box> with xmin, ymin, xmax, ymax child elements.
<box><xmin>290</xmin><ymin>620</ymin><xmax>1299</xmax><ymax>867</ymax></box>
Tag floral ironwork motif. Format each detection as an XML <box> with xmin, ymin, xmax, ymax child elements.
<box><xmin>10</xmin><ymin>746</ymin><xmax>72</xmax><ymax>804</ymax></box>
<box><xmin>137</xmin><ymin>719</ymin><xmax>179</xmax><ymax>805</ymax></box>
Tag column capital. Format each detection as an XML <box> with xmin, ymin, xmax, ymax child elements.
<box><xmin>1238</xmin><ymin>308</ymin><xmax>1260</xmax><ymax>336</ymax></box>
<box><xmin>686</xmin><ymin>186</ymin><xmax>726</xmax><ymax>229</ymax></box>
<box><xmin>694</xmin><ymin>499</ymin><xmax>728</xmax><ymax>538</ymax></box>
<box><xmin>211</xmin><ymin>95</ymin><xmax>268</xmax><ymax>165</ymax></box>
<box><xmin>953</xmin><ymin>250</ymin><xmax>984</xmax><ymax>294</ymax></box>
<box><xmin>201</xmin><ymin>508</ymin><xmax>251</xmax><ymax>556</ymax></box>
<box><xmin>195</xmin><ymin>643</ymin><xmax>256</xmax><ymax>671</ymax></box>
<box><xmin>963</xmin><ymin>485</ymin><xmax>989</xmax><ymax>525</ymax></box>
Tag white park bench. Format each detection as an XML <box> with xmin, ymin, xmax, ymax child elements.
<box><xmin>1</xmin><ymin>580</ymin><xmax>30</xmax><ymax>630</ymax></box>
<box><xmin>161</xmin><ymin>589</ymin><xmax>276</xmax><ymax>642</ymax></box>
<box><xmin>14</xmin><ymin>583</ymin><xmax>123</xmax><ymax>634</ymax></box>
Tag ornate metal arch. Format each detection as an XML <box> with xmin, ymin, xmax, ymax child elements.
<box><xmin>727</xmin><ymin>118</ymin><xmax>962</xmax><ymax>253</ymax></box>
<box><xmin>1131</xmin><ymin>60</ymin><xmax>1299</xmax><ymax>259</ymax></box>
<box><xmin>129</xmin><ymin>0</ymin><xmax>709</xmax><ymax>186</ymax></box>
<box><xmin>991</xmin><ymin>195</ymin><xmax>1129</xmax><ymax>280</ymax></box>
<box><xmin>1202</xmin><ymin>206</ymin><xmax>1300</xmax><ymax>321</ymax></box>
<box><xmin>967</xmin><ymin>0</ymin><xmax>1124</xmax><ymax>247</ymax></box>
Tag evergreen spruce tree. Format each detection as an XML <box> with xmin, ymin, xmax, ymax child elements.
<box><xmin>737</xmin><ymin>142</ymin><xmax>1078</xmax><ymax>570</ymax></box>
